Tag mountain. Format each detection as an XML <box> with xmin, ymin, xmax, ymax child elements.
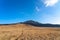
<box><xmin>20</xmin><ymin>20</ymin><xmax>42</xmax><ymax>26</ymax></box>
<box><xmin>20</xmin><ymin>20</ymin><xmax>60</xmax><ymax>27</ymax></box>
<box><xmin>0</xmin><ymin>20</ymin><xmax>60</xmax><ymax>40</ymax></box>
<box><xmin>0</xmin><ymin>20</ymin><xmax>60</xmax><ymax>27</ymax></box>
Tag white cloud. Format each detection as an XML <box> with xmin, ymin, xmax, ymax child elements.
<box><xmin>35</xmin><ymin>6</ymin><xmax>40</xmax><ymax>12</ymax></box>
<box><xmin>43</xmin><ymin>0</ymin><xmax>59</xmax><ymax>7</ymax></box>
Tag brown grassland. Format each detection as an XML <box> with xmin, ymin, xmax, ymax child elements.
<box><xmin>0</xmin><ymin>24</ymin><xmax>60</xmax><ymax>40</ymax></box>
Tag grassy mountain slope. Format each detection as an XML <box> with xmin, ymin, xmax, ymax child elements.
<box><xmin>0</xmin><ymin>24</ymin><xmax>60</xmax><ymax>40</ymax></box>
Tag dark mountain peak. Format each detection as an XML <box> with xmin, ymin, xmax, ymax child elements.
<box><xmin>20</xmin><ymin>20</ymin><xmax>60</xmax><ymax>27</ymax></box>
<box><xmin>24</xmin><ymin>20</ymin><xmax>36</xmax><ymax>23</ymax></box>
<box><xmin>20</xmin><ymin>20</ymin><xmax>42</xmax><ymax>26</ymax></box>
<box><xmin>24</xmin><ymin>20</ymin><xmax>40</xmax><ymax>23</ymax></box>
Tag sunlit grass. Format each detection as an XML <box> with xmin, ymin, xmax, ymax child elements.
<box><xmin>0</xmin><ymin>24</ymin><xmax>60</xmax><ymax>40</ymax></box>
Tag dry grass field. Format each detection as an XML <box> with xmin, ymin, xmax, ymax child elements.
<box><xmin>0</xmin><ymin>24</ymin><xmax>60</xmax><ymax>40</ymax></box>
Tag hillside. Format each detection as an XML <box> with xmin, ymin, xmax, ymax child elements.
<box><xmin>0</xmin><ymin>23</ymin><xmax>60</xmax><ymax>40</ymax></box>
<box><xmin>20</xmin><ymin>20</ymin><xmax>60</xmax><ymax>27</ymax></box>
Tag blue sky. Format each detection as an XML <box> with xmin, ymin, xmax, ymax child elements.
<box><xmin>0</xmin><ymin>0</ymin><xmax>60</xmax><ymax>24</ymax></box>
